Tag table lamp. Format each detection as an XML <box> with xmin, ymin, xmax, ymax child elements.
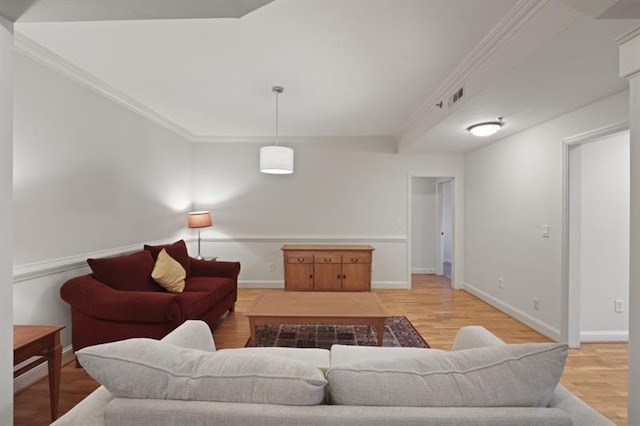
<box><xmin>188</xmin><ymin>211</ymin><xmax>212</xmax><ymax>260</ymax></box>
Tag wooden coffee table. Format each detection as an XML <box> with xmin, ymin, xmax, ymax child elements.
<box><xmin>244</xmin><ymin>292</ymin><xmax>388</xmax><ymax>346</ymax></box>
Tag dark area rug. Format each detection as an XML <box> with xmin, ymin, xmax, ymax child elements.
<box><xmin>246</xmin><ymin>316</ymin><xmax>429</xmax><ymax>349</ymax></box>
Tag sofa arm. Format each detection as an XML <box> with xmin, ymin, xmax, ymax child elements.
<box><xmin>161</xmin><ymin>320</ymin><xmax>216</xmax><ymax>351</ymax></box>
<box><xmin>189</xmin><ymin>259</ymin><xmax>241</xmax><ymax>279</ymax></box>
<box><xmin>60</xmin><ymin>275</ymin><xmax>182</xmax><ymax>324</ymax></box>
<box><xmin>451</xmin><ymin>326</ymin><xmax>506</xmax><ymax>351</ymax></box>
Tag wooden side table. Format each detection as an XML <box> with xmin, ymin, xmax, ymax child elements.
<box><xmin>14</xmin><ymin>325</ymin><xmax>64</xmax><ymax>421</ymax></box>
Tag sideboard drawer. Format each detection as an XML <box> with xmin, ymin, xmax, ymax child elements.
<box><xmin>286</xmin><ymin>253</ymin><xmax>314</xmax><ymax>264</ymax></box>
<box><xmin>343</xmin><ymin>253</ymin><xmax>372</xmax><ymax>264</ymax></box>
<box><xmin>314</xmin><ymin>254</ymin><xmax>341</xmax><ymax>264</ymax></box>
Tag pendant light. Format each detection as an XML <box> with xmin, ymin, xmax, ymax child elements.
<box><xmin>260</xmin><ymin>86</ymin><xmax>294</xmax><ymax>174</ymax></box>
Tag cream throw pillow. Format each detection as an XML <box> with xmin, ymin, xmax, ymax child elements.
<box><xmin>151</xmin><ymin>248</ymin><xmax>186</xmax><ymax>292</ymax></box>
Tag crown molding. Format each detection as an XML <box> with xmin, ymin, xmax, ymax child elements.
<box><xmin>398</xmin><ymin>0</ymin><xmax>547</xmax><ymax>138</ymax></box>
<box><xmin>190</xmin><ymin>135</ymin><xmax>397</xmax><ymax>144</ymax></box>
<box><xmin>617</xmin><ymin>25</ymin><xmax>640</xmax><ymax>45</ymax></box>
<box><xmin>14</xmin><ymin>35</ymin><xmax>398</xmax><ymax>145</ymax></box>
<box><xmin>14</xmin><ymin>32</ymin><xmax>198</xmax><ymax>141</ymax></box>
<box><xmin>14</xmin><ymin>33</ymin><xmax>399</xmax><ymax>145</ymax></box>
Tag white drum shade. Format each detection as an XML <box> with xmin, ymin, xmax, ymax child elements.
<box><xmin>260</xmin><ymin>145</ymin><xmax>294</xmax><ymax>174</ymax></box>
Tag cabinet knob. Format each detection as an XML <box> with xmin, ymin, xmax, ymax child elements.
<box><xmin>351</xmin><ymin>258</ymin><xmax>358</xmax><ymax>263</ymax></box>
<box><xmin>324</xmin><ymin>258</ymin><xmax>331</xmax><ymax>263</ymax></box>
<box><xmin>297</xmin><ymin>257</ymin><xmax>304</xmax><ymax>263</ymax></box>
<box><xmin>337</xmin><ymin>274</ymin><xmax>341</xmax><ymax>279</ymax></box>
<box><xmin>343</xmin><ymin>274</ymin><xmax>347</xmax><ymax>279</ymax></box>
<box><xmin>309</xmin><ymin>274</ymin><xmax>313</xmax><ymax>279</ymax></box>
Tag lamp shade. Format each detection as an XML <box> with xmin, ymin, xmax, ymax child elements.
<box><xmin>188</xmin><ymin>211</ymin><xmax>212</xmax><ymax>228</ymax></box>
<box><xmin>260</xmin><ymin>145</ymin><xmax>294</xmax><ymax>174</ymax></box>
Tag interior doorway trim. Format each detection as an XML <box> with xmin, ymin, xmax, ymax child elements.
<box><xmin>561</xmin><ymin>121</ymin><xmax>629</xmax><ymax>348</ymax></box>
<box><xmin>406</xmin><ymin>174</ymin><xmax>462</xmax><ymax>290</ymax></box>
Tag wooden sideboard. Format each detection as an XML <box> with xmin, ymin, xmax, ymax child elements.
<box><xmin>282</xmin><ymin>245</ymin><xmax>374</xmax><ymax>291</ymax></box>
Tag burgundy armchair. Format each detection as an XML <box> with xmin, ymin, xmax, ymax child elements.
<box><xmin>60</xmin><ymin>241</ymin><xmax>240</xmax><ymax>354</ymax></box>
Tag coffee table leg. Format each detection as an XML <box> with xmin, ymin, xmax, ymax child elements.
<box><xmin>249</xmin><ymin>318</ymin><xmax>256</xmax><ymax>346</ymax></box>
<box><xmin>48</xmin><ymin>332</ymin><xmax>62</xmax><ymax>420</ymax></box>
<box><xmin>376</xmin><ymin>320</ymin><xmax>385</xmax><ymax>346</ymax></box>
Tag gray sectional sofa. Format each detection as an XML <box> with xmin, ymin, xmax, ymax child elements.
<box><xmin>52</xmin><ymin>320</ymin><xmax>613</xmax><ymax>426</ymax></box>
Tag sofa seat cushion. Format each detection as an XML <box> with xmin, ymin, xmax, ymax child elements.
<box><xmin>174</xmin><ymin>292</ymin><xmax>215</xmax><ymax>319</ymax></box>
<box><xmin>185</xmin><ymin>277</ymin><xmax>234</xmax><ymax>301</ymax></box>
<box><xmin>328</xmin><ymin>342</ymin><xmax>568</xmax><ymax>408</ymax></box>
<box><xmin>77</xmin><ymin>338</ymin><xmax>327</xmax><ymax>406</ymax></box>
<box><xmin>87</xmin><ymin>251</ymin><xmax>161</xmax><ymax>292</ymax></box>
<box><xmin>145</xmin><ymin>240</ymin><xmax>191</xmax><ymax>277</ymax></box>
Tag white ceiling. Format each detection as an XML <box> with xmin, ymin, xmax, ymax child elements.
<box><xmin>8</xmin><ymin>0</ymin><xmax>640</xmax><ymax>154</ymax></box>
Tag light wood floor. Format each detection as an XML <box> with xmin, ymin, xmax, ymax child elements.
<box><xmin>14</xmin><ymin>275</ymin><xmax>628</xmax><ymax>425</ymax></box>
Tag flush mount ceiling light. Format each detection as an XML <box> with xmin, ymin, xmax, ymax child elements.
<box><xmin>466</xmin><ymin>119</ymin><xmax>503</xmax><ymax>137</ymax></box>
<box><xmin>260</xmin><ymin>86</ymin><xmax>294</xmax><ymax>175</ymax></box>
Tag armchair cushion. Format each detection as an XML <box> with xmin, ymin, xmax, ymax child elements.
<box><xmin>151</xmin><ymin>249</ymin><xmax>186</xmax><ymax>292</ymax></box>
<box><xmin>145</xmin><ymin>240</ymin><xmax>191</xmax><ymax>277</ymax></box>
<box><xmin>87</xmin><ymin>251</ymin><xmax>160</xmax><ymax>292</ymax></box>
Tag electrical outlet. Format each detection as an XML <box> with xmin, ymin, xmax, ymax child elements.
<box><xmin>615</xmin><ymin>299</ymin><xmax>624</xmax><ymax>313</ymax></box>
<box><xmin>533</xmin><ymin>298</ymin><xmax>540</xmax><ymax>311</ymax></box>
<box><xmin>498</xmin><ymin>277</ymin><xmax>504</xmax><ymax>289</ymax></box>
<box><xmin>268</xmin><ymin>262</ymin><xmax>275</xmax><ymax>272</ymax></box>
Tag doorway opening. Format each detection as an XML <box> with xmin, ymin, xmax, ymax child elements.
<box><xmin>563</xmin><ymin>126</ymin><xmax>630</xmax><ymax>348</ymax></box>
<box><xmin>408</xmin><ymin>176</ymin><xmax>454</xmax><ymax>288</ymax></box>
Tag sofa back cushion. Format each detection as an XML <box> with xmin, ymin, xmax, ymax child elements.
<box><xmin>327</xmin><ymin>342</ymin><xmax>567</xmax><ymax>408</ymax></box>
<box><xmin>87</xmin><ymin>250</ymin><xmax>161</xmax><ymax>292</ymax></box>
<box><xmin>145</xmin><ymin>240</ymin><xmax>191</xmax><ymax>277</ymax></box>
<box><xmin>77</xmin><ymin>338</ymin><xmax>327</xmax><ymax>406</ymax></box>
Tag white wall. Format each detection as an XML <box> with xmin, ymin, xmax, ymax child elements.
<box><xmin>619</xmin><ymin>30</ymin><xmax>640</xmax><ymax>425</ymax></box>
<box><xmin>570</xmin><ymin>131</ymin><xmax>629</xmax><ymax>341</ymax></box>
<box><xmin>0</xmin><ymin>16</ymin><xmax>13</xmax><ymax>426</ymax></box>
<box><xmin>411</xmin><ymin>177</ymin><xmax>437</xmax><ymax>273</ymax></box>
<box><xmin>190</xmin><ymin>139</ymin><xmax>464</xmax><ymax>288</ymax></box>
<box><xmin>12</xmin><ymin>52</ymin><xmax>193</xmax><ymax>351</ymax></box>
<box><xmin>464</xmin><ymin>90</ymin><xmax>629</xmax><ymax>340</ymax></box>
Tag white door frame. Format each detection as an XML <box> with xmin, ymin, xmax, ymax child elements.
<box><xmin>561</xmin><ymin>122</ymin><xmax>629</xmax><ymax>348</ymax></box>
<box><xmin>436</xmin><ymin>178</ymin><xmax>453</xmax><ymax>277</ymax></box>
<box><xmin>407</xmin><ymin>174</ymin><xmax>462</xmax><ymax>289</ymax></box>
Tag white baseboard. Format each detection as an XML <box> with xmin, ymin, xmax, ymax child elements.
<box><xmin>580</xmin><ymin>330</ymin><xmax>628</xmax><ymax>342</ymax></box>
<box><xmin>14</xmin><ymin>345</ymin><xmax>75</xmax><ymax>394</ymax></box>
<box><xmin>239</xmin><ymin>280</ymin><xmax>410</xmax><ymax>289</ymax></box>
<box><xmin>239</xmin><ymin>280</ymin><xmax>283</xmax><ymax>288</ymax></box>
<box><xmin>462</xmin><ymin>282</ymin><xmax>561</xmax><ymax>341</ymax></box>
<box><xmin>372</xmin><ymin>281</ymin><xmax>411</xmax><ymax>289</ymax></box>
<box><xmin>411</xmin><ymin>267</ymin><xmax>435</xmax><ymax>274</ymax></box>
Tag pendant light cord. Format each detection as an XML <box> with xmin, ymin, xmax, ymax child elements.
<box><xmin>275</xmin><ymin>90</ymin><xmax>279</xmax><ymax>146</ymax></box>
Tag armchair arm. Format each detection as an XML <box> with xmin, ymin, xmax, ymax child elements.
<box><xmin>189</xmin><ymin>259</ymin><xmax>241</xmax><ymax>279</ymax></box>
<box><xmin>60</xmin><ymin>275</ymin><xmax>182</xmax><ymax>324</ymax></box>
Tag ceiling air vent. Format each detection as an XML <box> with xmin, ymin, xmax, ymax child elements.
<box><xmin>448</xmin><ymin>86</ymin><xmax>464</xmax><ymax>108</ymax></box>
